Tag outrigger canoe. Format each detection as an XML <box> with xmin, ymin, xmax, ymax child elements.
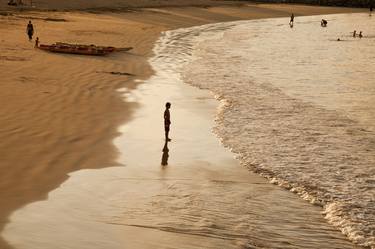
<box><xmin>37</xmin><ymin>42</ymin><xmax>133</xmax><ymax>56</ymax></box>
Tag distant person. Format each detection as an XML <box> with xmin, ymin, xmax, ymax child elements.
<box><xmin>34</xmin><ymin>37</ymin><xmax>39</xmax><ymax>48</ymax></box>
<box><xmin>164</xmin><ymin>102</ymin><xmax>171</xmax><ymax>141</ymax></box>
<box><xmin>337</xmin><ymin>38</ymin><xmax>341</xmax><ymax>41</ymax></box>
<box><xmin>321</xmin><ymin>19</ymin><xmax>328</xmax><ymax>27</ymax></box>
<box><xmin>353</xmin><ymin>30</ymin><xmax>356</xmax><ymax>38</ymax></box>
<box><xmin>8</xmin><ymin>0</ymin><xmax>23</xmax><ymax>6</ymax></box>
<box><xmin>26</xmin><ymin>20</ymin><xmax>34</xmax><ymax>41</ymax></box>
<box><xmin>370</xmin><ymin>4</ymin><xmax>373</xmax><ymax>16</ymax></box>
<box><xmin>7</xmin><ymin>0</ymin><xmax>16</xmax><ymax>6</ymax></box>
<box><xmin>359</xmin><ymin>31</ymin><xmax>363</xmax><ymax>38</ymax></box>
<box><xmin>289</xmin><ymin>13</ymin><xmax>295</xmax><ymax>26</ymax></box>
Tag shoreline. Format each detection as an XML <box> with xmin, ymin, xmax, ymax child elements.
<box><xmin>181</xmin><ymin>13</ymin><xmax>375</xmax><ymax>248</ymax></box>
<box><xmin>2</xmin><ymin>22</ymin><xmax>363</xmax><ymax>248</ymax></box>
<box><xmin>0</xmin><ymin>4</ymin><xmax>366</xmax><ymax>249</ymax></box>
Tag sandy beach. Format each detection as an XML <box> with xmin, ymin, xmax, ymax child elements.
<box><xmin>0</xmin><ymin>2</ymin><xmax>366</xmax><ymax>249</ymax></box>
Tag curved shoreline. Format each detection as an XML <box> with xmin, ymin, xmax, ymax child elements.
<box><xmin>2</xmin><ymin>17</ymin><xmax>363</xmax><ymax>249</ymax></box>
<box><xmin>0</xmin><ymin>4</ymin><xmax>365</xmax><ymax>249</ymax></box>
<box><xmin>181</xmin><ymin>13</ymin><xmax>374</xmax><ymax>248</ymax></box>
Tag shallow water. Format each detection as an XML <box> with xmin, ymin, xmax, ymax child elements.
<box><xmin>179</xmin><ymin>13</ymin><xmax>375</xmax><ymax>248</ymax></box>
<box><xmin>2</xmin><ymin>13</ymin><xmax>373</xmax><ymax>249</ymax></box>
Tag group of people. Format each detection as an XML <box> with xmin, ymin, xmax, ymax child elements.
<box><xmin>7</xmin><ymin>0</ymin><xmax>23</xmax><ymax>6</ymax></box>
<box><xmin>353</xmin><ymin>30</ymin><xmax>363</xmax><ymax>38</ymax></box>
<box><xmin>290</xmin><ymin>14</ymin><xmax>328</xmax><ymax>28</ymax></box>
<box><xmin>25</xmin><ymin>20</ymin><xmax>40</xmax><ymax>47</ymax></box>
<box><xmin>288</xmin><ymin>13</ymin><xmax>366</xmax><ymax>41</ymax></box>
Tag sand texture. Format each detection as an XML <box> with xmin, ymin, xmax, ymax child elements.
<box><xmin>0</xmin><ymin>3</ymin><xmax>364</xmax><ymax>249</ymax></box>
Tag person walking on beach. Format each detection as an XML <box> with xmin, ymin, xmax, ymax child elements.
<box><xmin>353</xmin><ymin>30</ymin><xmax>357</xmax><ymax>38</ymax></box>
<box><xmin>26</xmin><ymin>20</ymin><xmax>34</xmax><ymax>41</ymax></box>
<box><xmin>359</xmin><ymin>31</ymin><xmax>363</xmax><ymax>38</ymax></box>
<box><xmin>164</xmin><ymin>102</ymin><xmax>171</xmax><ymax>141</ymax></box>
<box><xmin>289</xmin><ymin>13</ymin><xmax>294</xmax><ymax>27</ymax></box>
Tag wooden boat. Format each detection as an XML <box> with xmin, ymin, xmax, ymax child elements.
<box><xmin>37</xmin><ymin>42</ymin><xmax>133</xmax><ymax>56</ymax></box>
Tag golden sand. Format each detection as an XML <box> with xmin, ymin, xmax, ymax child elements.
<box><xmin>0</xmin><ymin>3</ymin><xmax>364</xmax><ymax>248</ymax></box>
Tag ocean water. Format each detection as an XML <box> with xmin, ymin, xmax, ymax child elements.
<box><xmin>2</xmin><ymin>13</ymin><xmax>374</xmax><ymax>249</ymax></box>
<box><xmin>161</xmin><ymin>13</ymin><xmax>374</xmax><ymax>248</ymax></box>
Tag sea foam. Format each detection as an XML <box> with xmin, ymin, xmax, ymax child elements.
<box><xmin>155</xmin><ymin>13</ymin><xmax>375</xmax><ymax>248</ymax></box>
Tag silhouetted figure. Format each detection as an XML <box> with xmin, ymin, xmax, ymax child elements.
<box><xmin>289</xmin><ymin>13</ymin><xmax>294</xmax><ymax>26</ymax></box>
<box><xmin>26</xmin><ymin>20</ymin><xmax>34</xmax><ymax>41</ymax></box>
<box><xmin>164</xmin><ymin>102</ymin><xmax>171</xmax><ymax>141</ymax></box>
<box><xmin>321</xmin><ymin>19</ymin><xmax>328</xmax><ymax>27</ymax></box>
<box><xmin>337</xmin><ymin>38</ymin><xmax>341</xmax><ymax>41</ymax></box>
<box><xmin>34</xmin><ymin>37</ymin><xmax>39</xmax><ymax>48</ymax></box>
<box><xmin>359</xmin><ymin>31</ymin><xmax>363</xmax><ymax>38</ymax></box>
<box><xmin>8</xmin><ymin>0</ymin><xmax>23</xmax><ymax>6</ymax></box>
<box><xmin>8</xmin><ymin>0</ymin><xmax>16</xmax><ymax>5</ymax></box>
<box><xmin>370</xmin><ymin>4</ymin><xmax>373</xmax><ymax>16</ymax></box>
<box><xmin>161</xmin><ymin>141</ymin><xmax>169</xmax><ymax>166</ymax></box>
<box><xmin>353</xmin><ymin>30</ymin><xmax>357</xmax><ymax>38</ymax></box>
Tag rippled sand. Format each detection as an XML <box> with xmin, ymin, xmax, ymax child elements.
<box><xmin>0</xmin><ymin>4</ymin><xmax>368</xmax><ymax>249</ymax></box>
<box><xmin>3</xmin><ymin>14</ymin><xmax>367</xmax><ymax>249</ymax></box>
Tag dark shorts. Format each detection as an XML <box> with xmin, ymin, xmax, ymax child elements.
<box><xmin>164</xmin><ymin>124</ymin><xmax>170</xmax><ymax>132</ymax></box>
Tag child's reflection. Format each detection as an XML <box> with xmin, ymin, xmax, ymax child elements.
<box><xmin>161</xmin><ymin>140</ymin><xmax>169</xmax><ymax>166</ymax></box>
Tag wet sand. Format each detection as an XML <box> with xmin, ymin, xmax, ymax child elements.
<box><xmin>2</xmin><ymin>53</ymin><xmax>363</xmax><ymax>249</ymax></box>
<box><xmin>0</xmin><ymin>3</ymin><xmax>365</xmax><ymax>249</ymax></box>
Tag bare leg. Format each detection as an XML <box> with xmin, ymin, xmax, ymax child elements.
<box><xmin>165</xmin><ymin>130</ymin><xmax>171</xmax><ymax>141</ymax></box>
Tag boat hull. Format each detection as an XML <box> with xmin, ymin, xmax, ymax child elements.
<box><xmin>37</xmin><ymin>43</ymin><xmax>132</xmax><ymax>56</ymax></box>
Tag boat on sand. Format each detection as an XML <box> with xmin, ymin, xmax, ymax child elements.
<box><xmin>37</xmin><ymin>42</ymin><xmax>133</xmax><ymax>56</ymax></box>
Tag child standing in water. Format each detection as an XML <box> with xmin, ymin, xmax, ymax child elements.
<box><xmin>164</xmin><ymin>102</ymin><xmax>171</xmax><ymax>141</ymax></box>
